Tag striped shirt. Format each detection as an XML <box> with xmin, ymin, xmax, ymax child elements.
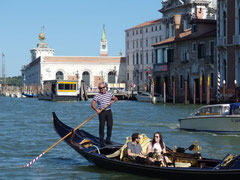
<box><xmin>93</xmin><ymin>91</ymin><xmax>113</xmax><ymax>110</ymax></box>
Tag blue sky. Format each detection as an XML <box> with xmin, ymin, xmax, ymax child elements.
<box><xmin>0</xmin><ymin>0</ymin><xmax>162</xmax><ymax>77</ymax></box>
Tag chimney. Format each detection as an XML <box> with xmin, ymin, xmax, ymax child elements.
<box><xmin>174</xmin><ymin>14</ymin><xmax>182</xmax><ymax>39</ymax></box>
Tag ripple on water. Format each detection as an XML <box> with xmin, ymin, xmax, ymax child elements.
<box><xmin>0</xmin><ymin>96</ymin><xmax>239</xmax><ymax>179</ymax></box>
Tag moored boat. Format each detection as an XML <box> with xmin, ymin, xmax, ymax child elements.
<box><xmin>136</xmin><ymin>92</ymin><xmax>163</xmax><ymax>102</ymax></box>
<box><xmin>179</xmin><ymin>103</ymin><xmax>240</xmax><ymax>134</ymax></box>
<box><xmin>53</xmin><ymin>112</ymin><xmax>240</xmax><ymax>179</ymax></box>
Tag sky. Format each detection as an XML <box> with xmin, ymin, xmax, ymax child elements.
<box><xmin>0</xmin><ymin>0</ymin><xmax>162</xmax><ymax>77</ymax></box>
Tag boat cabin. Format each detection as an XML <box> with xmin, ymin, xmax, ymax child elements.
<box><xmin>189</xmin><ymin>103</ymin><xmax>240</xmax><ymax>117</ymax></box>
<box><xmin>42</xmin><ymin>80</ymin><xmax>78</xmax><ymax>97</ymax></box>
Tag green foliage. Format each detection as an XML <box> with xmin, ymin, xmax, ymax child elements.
<box><xmin>0</xmin><ymin>76</ymin><xmax>22</xmax><ymax>86</ymax></box>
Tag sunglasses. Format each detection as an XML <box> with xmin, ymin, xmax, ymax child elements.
<box><xmin>99</xmin><ymin>87</ymin><xmax>105</xmax><ymax>89</ymax></box>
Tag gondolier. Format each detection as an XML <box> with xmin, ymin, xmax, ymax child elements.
<box><xmin>91</xmin><ymin>82</ymin><xmax>118</xmax><ymax>147</ymax></box>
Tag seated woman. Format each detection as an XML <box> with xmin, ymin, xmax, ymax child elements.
<box><xmin>146</xmin><ymin>132</ymin><xmax>171</xmax><ymax>165</ymax></box>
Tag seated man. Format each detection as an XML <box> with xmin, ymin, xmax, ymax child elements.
<box><xmin>127</xmin><ymin>133</ymin><xmax>145</xmax><ymax>159</ymax></box>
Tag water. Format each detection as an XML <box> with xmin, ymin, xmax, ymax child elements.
<box><xmin>0</xmin><ymin>96</ymin><xmax>240</xmax><ymax>179</ymax></box>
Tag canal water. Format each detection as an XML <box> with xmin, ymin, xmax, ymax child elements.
<box><xmin>1</xmin><ymin>96</ymin><xmax>240</xmax><ymax>179</ymax></box>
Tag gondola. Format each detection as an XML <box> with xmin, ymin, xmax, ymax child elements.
<box><xmin>53</xmin><ymin>112</ymin><xmax>240</xmax><ymax>179</ymax></box>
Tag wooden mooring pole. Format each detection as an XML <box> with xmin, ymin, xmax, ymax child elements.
<box><xmin>223</xmin><ymin>80</ymin><xmax>226</xmax><ymax>103</ymax></box>
<box><xmin>206</xmin><ymin>75</ymin><xmax>210</xmax><ymax>104</ymax></box>
<box><xmin>235</xmin><ymin>80</ymin><xmax>238</xmax><ymax>102</ymax></box>
<box><xmin>184</xmin><ymin>80</ymin><xmax>187</xmax><ymax>104</ymax></box>
<box><xmin>200</xmin><ymin>75</ymin><xmax>202</xmax><ymax>104</ymax></box>
<box><xmin>173</xmin><ymin>78</ymin><xmax>175</xmax><ymax>104</ymax></box>
<box><xmin>193</xmin><ymin>81</ymin><xmax>196</xmax><ymax>104</ymax></box>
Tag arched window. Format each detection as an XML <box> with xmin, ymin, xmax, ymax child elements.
<box><xmin>82</xmin><ymin>71</ymin><xmax>90</xmax><ymax>86</ymax></box>
<box><xmin>56</xmin><ymin>71</ymin><xmax>64</xmax><ymax>80</ymax></box>
<box><xmin>108</xmin><ymin>71</ymin><xmax>116</xmax><ymax>83</ymax></box>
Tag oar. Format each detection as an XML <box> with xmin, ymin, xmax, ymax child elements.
<box><xmin>23</xmin><ymin>100</ymin><xmax>116</xmax><ymax>168</ymax></box>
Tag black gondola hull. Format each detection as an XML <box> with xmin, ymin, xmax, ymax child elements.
<box><xmin>53</xmin><ymin>112</ymin><xmax>240</xmax><ymax>179</ymax></box>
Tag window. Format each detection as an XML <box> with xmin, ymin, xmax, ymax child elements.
<box><xmin>140</xmin><ymin>29</ymin><xmax>142</xmax><ymax>34</ymax></box>
<box><xmin>155</xmin><ymin>26</ymin><xmax>157</xmax><ymax>31</ymax></box>
<box><xmin>136</xmin><ymin>30</ymin><xmax>138</xmax><ymax>35</ymax></box>
<box><xmin>82</xmin><ymin>71</ymin><xmax>90</xmax><ymax>86</ymax></box>
<box><xmin>133</xmin><ymin>54</ymin><xmax>135</xmax><ymax>65</ymax></box>
<box><xmin>127</xmin><ymin>73</ymin><xmax>129</xmax><ymax>80</ymax></box>
<box><xmin>140</xmin><ymin>54</ymin><xmax>143</xmax><ymax>64</ymax></box>
<box><xmin>181</xmin><ymin>47</ymin><xmax>189</xmax><ymax>62</ymax></box>
<box><xmin>223</xmin><ymin>11</ymin><xmax>227</xmax><ymax>36</ymax></box>
<box><xmin>140</xmin><ymin>40</ymin><xmax>143</xmax><ymax>48</ymax></box>
<box><xmin>136</xmin><ymin>53</ymin><xmax>139</xmax><ymax>64</ymax></box>
<box><xmin>56</xmin><ymin>71</ymin><xmax>64</xmax><ymax>80</ymax></box>
<box><xmin>136</xmin><ymin>41</ymin><xmax>138</xmax><ymax>48</ymax></box>
<box><xmin>192</xmin><ymin>24</ymin><xmax>197</xmax><ymax>33</ymax></box>
<box><xmin>127</xmin><ymin>55</ymin><xmax>129</xmax><ymax>65</ymax></box>
<box><xmin>152</xmin><ymin>27</ymin><xmax>154</xmax><ymax>32</ymax></box>
<box><xmin>156</xmin><ymin>37</ymin><xmax>158</xmax><ymax>43</ymax></box>
<box><xmin>140</xmin><ymin>72</ymin><xmax>143</xmax><ymax>80</ymax></box>
<box><xmin>192</xmin><ymin>42</ymin><xmax>196</xmax><ymax>52</ymax></box>
<box><xmin>146</xmin><ymin>39</ymin><xmax>148</xmax><ymax>47</ymax></box>
<box><xmin>198</xmin><ymin>43</ymin><xmax>206</xmax><ymax>59</ymax></box>
<box><xmin>108</xmin><ymin>71</ymin><xmax>116</xmax><ymax>83</ymax></box>
<box><xmin>167</xmin><ymin>49</ymin><xmax>174</xmax><ymax>62</ymax></box>
<box><xmin>127</xmin><ymin>32</ymin><xmax>129</xmax><ymax>37</ymax></box>
<box><xmin>159</xmin><ymin>25</ymin><xmax>161</xmax><ymax>30</ymax></box>
<box><xmin>133</xmin><ymin>41</ymin><xmax>135</xmax><ymax>49</ymax></box>
<box><xmin>146</xmin><ymin>28</ymin><xmax>148</xmax><ymax>33</ymax></box>
<box><xmin>179</xmin><ymin>75</ymin><xmax>183</xmax><ymax>88</ymax></box>
<box><xmin>132</xmin><ymin>30</ymin><xmax>134</xmax><ymax>36</ymax></box>
<box><xmin>146</xmin><ymin>53</ymin><xmax>148</xmax><ymax>64</ymax></box>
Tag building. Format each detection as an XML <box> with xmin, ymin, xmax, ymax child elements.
<box><xmin>125</xmin><ymin>18</ymin><xmax>164</xmax><ymax>91</ymax></box>
<box><xmin>21</xmin><ymin>26</ymin><xmax>126</xmax><ymax>91</ymax></box>
<box><xmin>217</xmin><ymin>0</ymin><xmax>240</xmax><ymax>100</ymax></box>
<box><xmin>153</xmin><ymin>18</ymin><xmax>216</xmax><ymax>102</ymax></box>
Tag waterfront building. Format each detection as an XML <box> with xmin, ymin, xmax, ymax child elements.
<box><xmin>21</xmin><ymin>26</ymin><xmax>126</xmax><ymax>91</ymax></box>
<box><xmin>125</xmin><ymin>19</ymin><xmax>164</xmax><ymax>91</ymax></box>
<box><xmin>150</xmin><ymin>0</ymin><xmax>217</xmax><ymax>102</ymax></box>
<box><xmin>153</xmin><ymin>18</ymin><xmax>216</xmax><ymax>102</ymax></box>
<box><xmin>217</xmin><ymin>0</ymin><xmax>240</xmax><ymax>100</ymax></box>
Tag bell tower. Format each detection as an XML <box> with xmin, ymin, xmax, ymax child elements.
<box><xmin>100</xmin><ymin>25</ymin><xmax>108</xmax><ymax>56</ymax></box>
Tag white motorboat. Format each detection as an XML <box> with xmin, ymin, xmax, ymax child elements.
<box><xmin>135</xmin><ymin>92</ymin><xmax>163</xmax><ymax>102</ymax></box>
<box><xmin>179</xmin><ymin>103</ymin><xmax>240</xmax><ymax>134</ymax></box>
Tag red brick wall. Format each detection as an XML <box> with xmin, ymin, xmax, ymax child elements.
<box><xmin>227</xmin><ymin>0</ymin><xmax>235</xmax><ymax>89</ymax></box>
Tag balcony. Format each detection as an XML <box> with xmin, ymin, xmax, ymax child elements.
<box><xmin>217</xmin><ymin>36</ymin><xmax>227</xmax><ymax>47</ymax></box>
<box><xmin>153</xmin><ymin>64</ymin><xmax>168</xmax><ymax>72</ymax></box>
<box><xmin>233</xmin><ymin>35</ymin><xmax>240</xmax><ymax>46</ymax></box>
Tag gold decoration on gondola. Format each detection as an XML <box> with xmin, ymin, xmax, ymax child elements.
<box><xmin>193</xmin><ymin>140</ymin><xmax>201</xmax><ymax>154</ymax></box>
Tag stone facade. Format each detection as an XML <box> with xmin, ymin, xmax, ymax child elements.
<box><xmin>217</xmin><ymin>0</ymin><xmax>240</xmax><ymax>98</ymax></box>
<box><xmin>153</xmin><ymin>19</ymin><xmax>216</xmax><ymax>102</ymax></box>
<box><xmin>21</xmin><ymin>28</ymin><xmax>126</xmax><ymax>91</ymax></box>
<box><xmin>125</xmin><ymin>19</ymin><xmax>164</xmax><ymax>91</ymax></box>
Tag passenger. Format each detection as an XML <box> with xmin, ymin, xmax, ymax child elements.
<box><xmin>127</xmin><ymin>133</ymin><xmax>145</xmax><ymax>159</ymax></box>
<box><xmin>146</xmin><ymin>132</ymin><xmax>170</xmax><ymax>164</ymax></box>
<box><xmin>223</xmin><ymin>106</ymin><xmax>230</xmax><ymax>115</ymax></box>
